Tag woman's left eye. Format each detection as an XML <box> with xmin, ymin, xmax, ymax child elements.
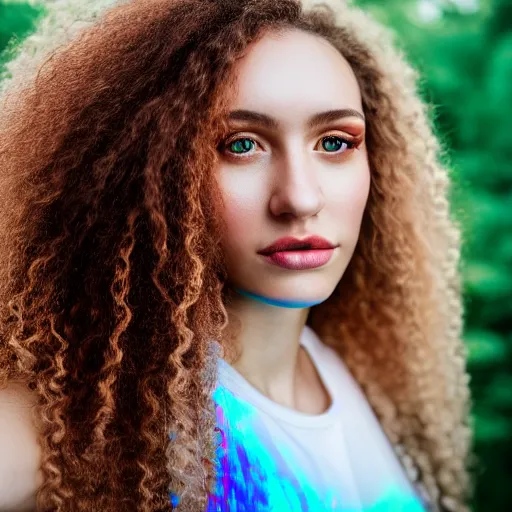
<box><xmin>317</xmin><ymin>135</ymin><xmax>358</xmax><ymax>154</ymax></box>
<box><xmin>220</xmin><ymin>134</ymin><xmax>358</xmax><ymax>159</ymax></box>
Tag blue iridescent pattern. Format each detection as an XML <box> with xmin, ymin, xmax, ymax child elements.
<box><xmin>199</xmin><ymin>385</ymin><xmax>427</xmax><ymax>512</ymax></box>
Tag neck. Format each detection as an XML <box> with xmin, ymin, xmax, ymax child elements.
<box><xmin>222</xmin><ymin>287</ymin><xmax>311</xmax><ymax>408</ymax></box>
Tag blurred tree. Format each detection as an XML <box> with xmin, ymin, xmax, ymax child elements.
<box><xmin>0</xmin><ymin>0</ymin><xmax>46</xmax><ymax>77</ymax></box>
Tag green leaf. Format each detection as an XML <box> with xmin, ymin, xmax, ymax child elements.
<box><xmin>473</xmin><ymin>410</ymin><xmax>511</xmax><ymax>443</ymax></box>
<box><xmin>464</xmin><ymin>329</ymin><xmax>507</xmax><ymax>365</ymax></box>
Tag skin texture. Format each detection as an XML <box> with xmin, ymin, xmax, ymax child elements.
<box><xmin>218</xmin><ymin>29</ymin><xmax>370</xmax><ymax>409</ymax></box>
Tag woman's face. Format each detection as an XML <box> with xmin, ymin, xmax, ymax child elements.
<box><xmin>216</xmin><ymin>29</ymin><xmax>370</xmax><ymax>306</ymax></box>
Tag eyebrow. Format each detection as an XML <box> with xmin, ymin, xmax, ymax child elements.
<box><xmin>227</xmin><ymin>108</ymin><xmax>365</xmax><ymax>130</ymax></box>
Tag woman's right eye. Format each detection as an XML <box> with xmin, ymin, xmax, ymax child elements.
<box><xmin>221</xmin><ymin>137</ymin><xmax>259</xmax><ymax>159</ymax></box>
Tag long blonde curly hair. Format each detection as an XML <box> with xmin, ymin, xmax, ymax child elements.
<box><xmin>0</xmin><ymin>0</ymin><xmax>474</xmax><ymax>510</ymax></box>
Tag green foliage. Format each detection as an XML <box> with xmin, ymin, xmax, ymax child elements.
<box><xmin>0</xmin><ymin>0</ymin><xmax>511</xmax><ymax>510</ymax></box>
<box><xmin>0</xmin><ymin>1</ymin><xmax>46</xmax><ymax>77</ymax></box>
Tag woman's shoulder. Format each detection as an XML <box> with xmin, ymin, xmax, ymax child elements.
<box><xmin>0</xmin><ymin>380</ymin><xmax>41</xmax><ymax>511</ymax></box>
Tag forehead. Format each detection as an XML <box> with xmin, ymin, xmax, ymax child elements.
<box><xmin>229</xmin><ymin>29</ymin><xmax>363</xmax><ymax>121</ymax></box>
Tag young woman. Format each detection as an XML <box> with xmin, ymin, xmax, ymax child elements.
<box><xmin>0</xmin><ymin>0</ymin><xmax>474</xmax><ymax>510</ymax></box>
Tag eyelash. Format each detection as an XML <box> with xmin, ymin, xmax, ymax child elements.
<box><xmin>220</xmin><ymin>132</ymin><xmax>361</xmax><ymax>160</ymax></box>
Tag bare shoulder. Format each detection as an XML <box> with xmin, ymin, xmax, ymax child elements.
<box><xmin>0</xmin><ymin>381</ymin><xmax>42</xmax><ymax>511</ymax></box>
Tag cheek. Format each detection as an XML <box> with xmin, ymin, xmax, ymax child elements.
<box><xmin>217</xmin><ymin>175</ymin><xmax>265</xmax><ymax>254</ymax></box>
<box><xmin>223</xmin><ymin>199</ymin><xmax>255</xmax><ymax>243</ymax></box>
<box><xmin>326</xmin><ymin>162</ymin><xmax>370</xmax><ymax>230</ymax></box>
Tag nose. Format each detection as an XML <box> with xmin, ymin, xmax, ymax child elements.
<box><xmin>268</xmin><ymin>150</ymin><xmax>325</xmax><ymax>220</ymax></box>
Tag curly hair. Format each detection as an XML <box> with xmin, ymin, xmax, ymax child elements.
<box><xmin>0</xmin><ymin>0</ymin><xmax>474</xmax><ymax>510</ymax></box>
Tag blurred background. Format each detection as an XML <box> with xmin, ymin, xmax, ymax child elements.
<box><xmin>1</xmin><ymin>0</ymin><xmax>510</xmax><ymax>510</ymax></box>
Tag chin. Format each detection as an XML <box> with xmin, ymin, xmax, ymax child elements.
<box><xmin>235</xmin><ymin>275</ymin><xmax>340</xmax><ymax>308</ymax></box>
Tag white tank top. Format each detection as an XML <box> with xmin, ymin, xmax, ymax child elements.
<box><xmin>204</xmin><ymin>324</ymin><xmax>429</xmax><ymax>511</ymax></box>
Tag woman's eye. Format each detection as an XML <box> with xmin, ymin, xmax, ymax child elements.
<box><xmin>226</xmin><ymin>137</ymin><xmax>257</xmax><ymax>155</ymax></box>
<box><xmin>220</xmin><ymin>134</ymin><xmax>358</xmax><ymax>159</ymax></box>
<box><xmin>317</xmin><ymin>135</ymin><xmax>358</xmax><ymax>154</ymax></box>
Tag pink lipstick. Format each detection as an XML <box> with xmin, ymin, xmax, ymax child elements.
<box><xmin>258</xmin><ymin>235</ymin><xmax>338</xmax><ymax>270</ymax></box>
<box><xmin>261</xmin><ymin>249</ymin><xmax>335</xmax><ymax>270</ymax></box>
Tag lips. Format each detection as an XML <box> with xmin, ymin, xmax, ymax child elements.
<box><xmin>261</xmin><ymin>249</ymin><xmax>336</xmax><ymax>270</ymax></box>
<box><xmin>258</xmin><ymin>235</ymin><xmax>338</xmax><ymax>255</ymax></box>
